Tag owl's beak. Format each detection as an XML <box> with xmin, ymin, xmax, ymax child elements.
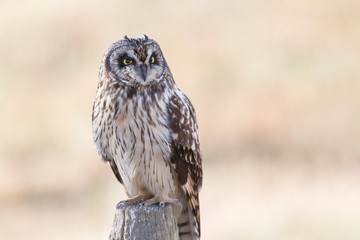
<box><xmin>140</xmin><ymin>64</ymin><xmax>147</xmax><ymax>81</ymax></box>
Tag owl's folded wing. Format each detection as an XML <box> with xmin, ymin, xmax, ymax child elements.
<box><xmin>168</xmin><ymin>91</ymin><xmax>203</xmax><ymax>235</ymax></box>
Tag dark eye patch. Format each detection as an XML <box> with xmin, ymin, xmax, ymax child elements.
<box><xmin>118</xmin><ymin>54</ymin><xmax>134</xmax><ymax>68</ymax></box>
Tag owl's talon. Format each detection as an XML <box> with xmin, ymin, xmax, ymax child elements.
<box><xmin>176</xmin><ymin>201</ymin><xmax>183</xmax><ymax>211</ymax></box>
<box><xmin>141</xmin><ymin>195</ymin><xmax>182</xmax><ymax>211</ymax></box>
<box><xmin>168</xmin><ymin>199</ymin><xmax>183</xmax><ymax>211</ymax></box>
<box><xmin>143</xmin><ymin>198</ymin><xmax>160</xmax><ymax>206</ymax></box>
<box><xmin>120</xmin><ymin>195</ymin><xmax>146</xmax><ymax>206</ymax></box>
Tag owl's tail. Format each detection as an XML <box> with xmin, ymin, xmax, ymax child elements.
<box><xmin>176</xmin><ymin>194</ymin><xmax>200</xmax><ymax>240</ymax></box>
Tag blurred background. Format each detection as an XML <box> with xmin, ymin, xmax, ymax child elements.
<box><xmin>1</xmin><ymin>0</ymin><xmax>360</xmax><ymax>239</ymax></box>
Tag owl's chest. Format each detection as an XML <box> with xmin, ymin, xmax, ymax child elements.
<box><xmin>113</xmin><ymin>97</ymin><xmax>171</xmax><ymax>154</ymax></box>
<box><xmin>114</xmin><ymin>109</ymin><xmax>171</xmax><ymax>160</ymax></box>
<box><xmin>108</xmin><ymin>98</ymin><xmax>176</xmax><ymax>196</ymax></box>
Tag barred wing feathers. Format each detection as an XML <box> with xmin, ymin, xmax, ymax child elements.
<box><xmin>168</xmin><ymin>91</ymin><xmax>203</xmax><ymax>237</ymax></box>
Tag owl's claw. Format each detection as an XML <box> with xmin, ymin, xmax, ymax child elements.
<box><xmin>142</xmin><ymin>195</ymin><xmax>183</xmax><ymax>211</ymax></box>
<box><xmin>141</xmin><ymin>196</ymin><xmax>160</xmax><ymax>206</ymax></box>
<box><xmin>118</xmin><ymin>195</ymin><xmax>146</xmax><ymax>207</ymax></box>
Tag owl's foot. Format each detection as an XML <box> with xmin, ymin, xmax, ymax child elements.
<box><xmin>142</xmin><ymin>195</ymin><xmax>183</xmax><ymax>211</ymax></box>
<box><xmin>118</xmin><ymin>195</ymin><xmax>146</xmax><ymax>206</ymax></box>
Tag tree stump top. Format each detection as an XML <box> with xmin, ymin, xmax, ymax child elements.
<box><xmin>109</xmin><ymin>203</ymin><xmax>179</xmax><ymax>240</ymax></box>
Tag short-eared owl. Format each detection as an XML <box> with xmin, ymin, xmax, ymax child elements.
<box><xmin>92</xmin><ymin>35</ymin><xmax>202</xmax><ymax>240</ymax></box>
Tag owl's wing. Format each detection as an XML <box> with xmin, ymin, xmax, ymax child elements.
<box><xmin>109</xmin><ymin>158</ymin><xmax>123</xmax><ymax>184</ymax></box>
<box><xmin>92</xmin><ymin>104</ymin><xmax>123</xmax><ymax>184</ymax></box>
<box><xmin>168</xmin><ymin>91</ymin><xmax>202</xmax><ymax>235</ymax></box>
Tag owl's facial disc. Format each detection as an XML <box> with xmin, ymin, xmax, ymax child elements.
<box><xmin>107</xmin><ymin>40</ymin><xmax>165</xmax><ymax>85</ymax></box>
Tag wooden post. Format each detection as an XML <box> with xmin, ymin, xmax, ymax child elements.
<box><xmin>109</xmin><ymin>202</ymin><xmax>179</xmax><ymax>240</ymax></box>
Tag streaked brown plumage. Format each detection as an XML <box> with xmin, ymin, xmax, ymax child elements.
<box><xmin>92</xmin><ymin>35</ymin><xmax>202</xmax><ymax>239</ymax></box>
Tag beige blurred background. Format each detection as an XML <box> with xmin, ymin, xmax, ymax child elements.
<box><xmin>1</xmin><ymin>0</ymin><xmax>360</xmax><ymax>239</ymax></box>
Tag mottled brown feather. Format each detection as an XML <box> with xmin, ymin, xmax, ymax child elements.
<box><xmin>169</xmin><ymin>93</ymin><xmax>203</xmax><ymax>236</ymax></box>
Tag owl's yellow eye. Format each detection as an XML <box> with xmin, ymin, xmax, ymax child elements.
<box><xmin>151</xmin><ymin>56</ymin><xmax>155</xmax><ymax>64</ymax></box>
<box><xmin>123</xmin><ymin>58</ymin><xmax>133</xmax><ymax>65</ymax></box>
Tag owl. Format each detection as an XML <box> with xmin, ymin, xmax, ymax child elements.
<box><xmin>92</xmin><ymin>35</ymin><xmax>202</xmax><ymax>240</ymax></box>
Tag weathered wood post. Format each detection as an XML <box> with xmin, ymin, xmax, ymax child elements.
<box><xmin>109</xmin><ymin>203</ymin><xmax>179</xmax><ymax>240</ymax></box>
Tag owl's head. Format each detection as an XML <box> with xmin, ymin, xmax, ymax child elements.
<box><xmin>103</xmin><ymin>35</ymin><xmax>169</xmax><ymax>86</ymax></box>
